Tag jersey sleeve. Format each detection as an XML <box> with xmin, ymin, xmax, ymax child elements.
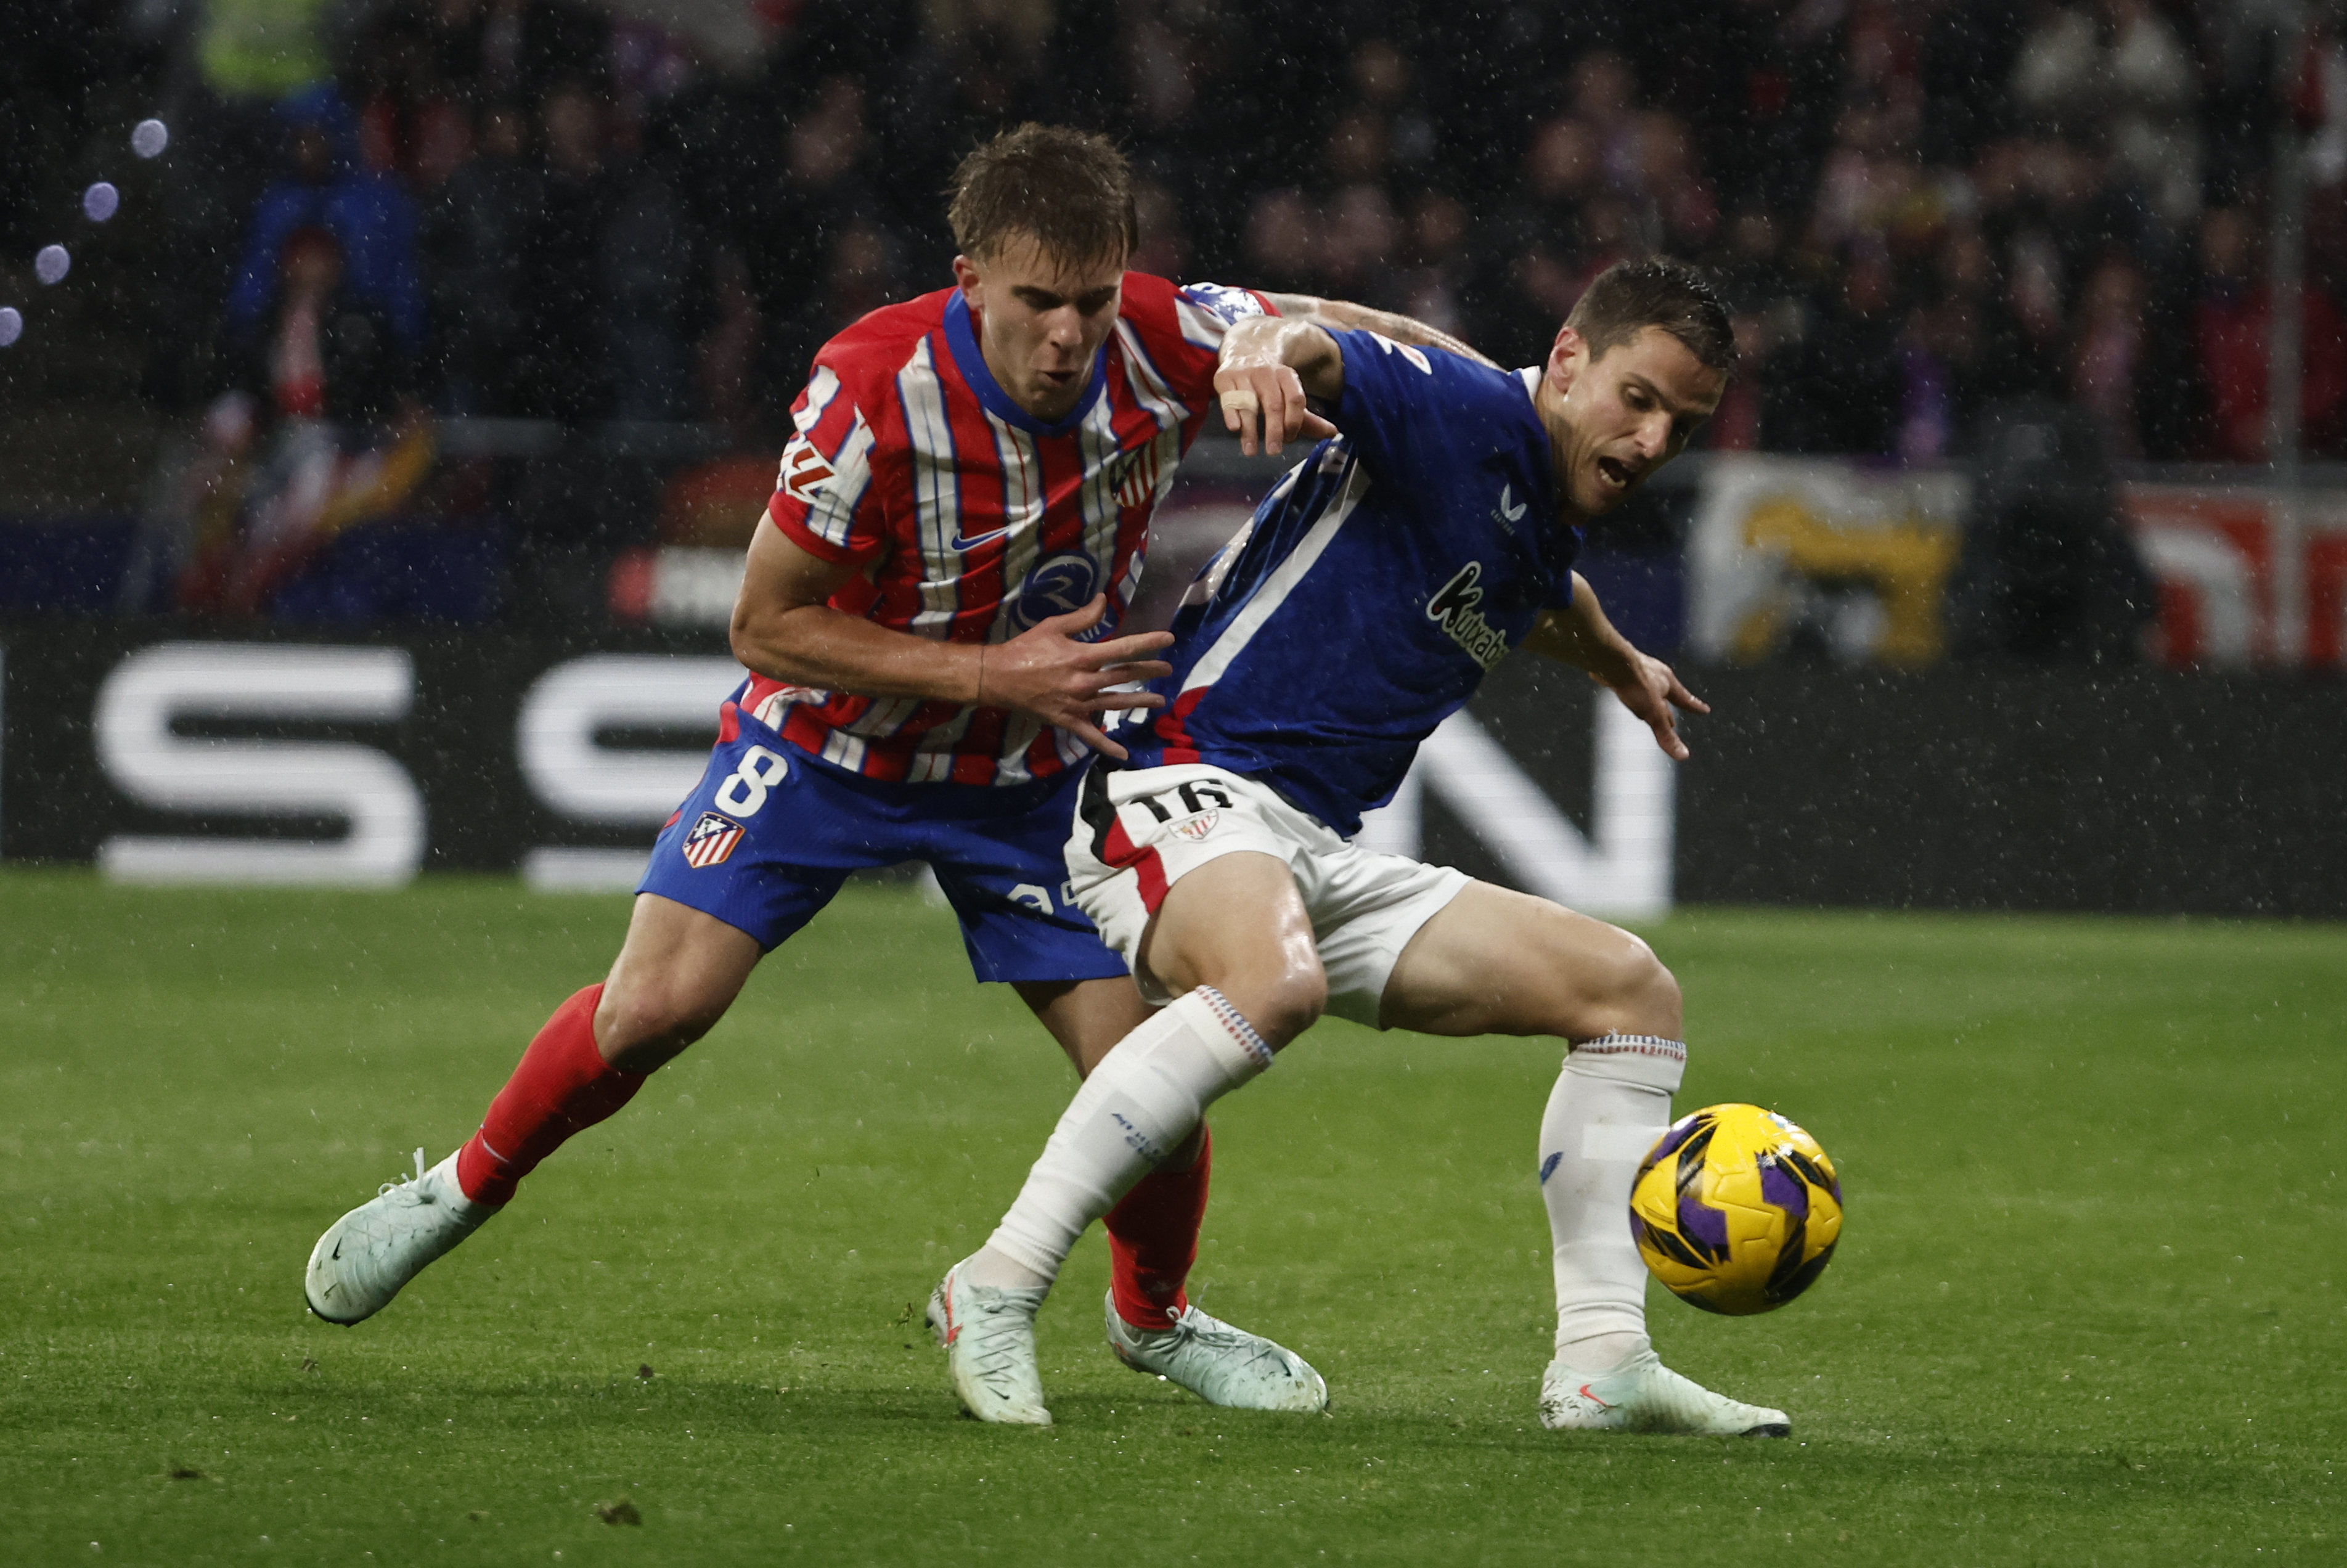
<box><xmin>1547</xmin><ymin>529</ymin><xmax>1583</xmax><ymax>610</ymax></box>
<box><xmin>765</xmin><ymin>363</ymin><xmax>885</xmax><ymax>564</ymax></box>
<box><xmin>1122</xmin><ymin>275</ymin><xmax>1278</xmax><ymax>406</ymax></box>
<box><xmin>1326</xmin><ymin>329</ymin><xmax>1525</xmax><ymax>491</ymax></box>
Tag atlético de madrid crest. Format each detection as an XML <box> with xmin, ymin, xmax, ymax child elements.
<box><xmin>682</xmin><ymin>811</ymin><xmax>745</xmax><ymax>868</ymax></box>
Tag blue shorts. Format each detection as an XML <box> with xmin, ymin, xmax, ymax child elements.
<box><xmin>635</xmin><ymin>722</ymin><xmax>1126</xmax><ymax>986</ymax></box>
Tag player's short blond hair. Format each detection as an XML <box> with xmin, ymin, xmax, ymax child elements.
<box><xmin>947</xmin><ymin>124</ymin><xmax>1138</xmax><ymax>269</ymax></box>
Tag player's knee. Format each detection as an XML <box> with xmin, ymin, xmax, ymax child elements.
<box><xmin>1602</xmin><ymin>932</ymin><xmax>1681</xmax><ymax>1037</ymax></box>
<box><xmin>1244</xmin><ymin>960</ymin><xmax>1328</xmax><ymax>1049</ymax></box>
<box><xmin>1563</xmin><ymin>928</ymin><xmax>1680</xmax><ymax>1041</ymax></box>
<box><xmin>595</xmin><ymin>978</ymin><xmax>725</xmax><ymax>1071</ymax></box>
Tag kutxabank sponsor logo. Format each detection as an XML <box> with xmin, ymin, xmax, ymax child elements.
<box><xmin>1425</xmin><ymin>560</ymin><xmax>1510</xmax><ymax>671</ymax></box>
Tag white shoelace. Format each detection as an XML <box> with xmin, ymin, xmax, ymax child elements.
<box><xmin>375</xmin><ymin>1147</ymin><xmax>427</xmax><ymax>1198</ymax></box>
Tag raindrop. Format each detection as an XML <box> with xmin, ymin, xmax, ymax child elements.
<box><xmin>0</xmin><ymin>307</ymin><xmax>21</xmax><ymax>347</ymax></box>
<box><xmin>83</xmin><ymin>182</ymin><xmax>120</xmax><ymax>223</ymax></box>
<box><xmin>34</xmin><ymin>245</ymin><xmax>70</xmax><ymax>285</ymax></box>
<box><xmin>132</xmin><ymin>119</ymin><xmax>169</xmax><ymax>159</ymax></box>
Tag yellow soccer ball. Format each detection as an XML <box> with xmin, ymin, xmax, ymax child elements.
<box><xmin>1630</xmin><ymin>1103</ymin><xmax>1843</xmax><ymax>1316</ymax></box>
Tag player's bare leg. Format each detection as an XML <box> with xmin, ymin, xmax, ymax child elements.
<box><xmin>934</xmin><ymin>857</ymin><xmax>1328</xmax><ymax>1422</ymax></box>
<box><xmin>304</xmin><ymin>895</ymin><xmax>759</xmax><ymax>1325</ymax></box>
<box><xmin>1380</xmin><ymin>882</ymin><xmax>1788</xmax><ymax>1436</ymax></box>
<box><xmin>972</xmin><ymin>853</ymin><xmax>1324</xmax><ymax>1295</ymax></box>
<box><xmin>1014</xmin><ymin>975</ymin><xmax>1157</xmax><ymax>1076</ymax></box>
<box><xmin>592</xmin><ymin>895</ymin><xmax>765</xmax><ymax>1072</ymax></box>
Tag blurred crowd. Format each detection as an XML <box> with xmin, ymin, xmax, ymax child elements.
<box><xmin>6</xmin><ymin>0</ymin><xmax>2345</xmax><ymax>471</ymax></box>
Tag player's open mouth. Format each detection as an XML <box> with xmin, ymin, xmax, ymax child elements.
<box><xmin>1596</xmin><ymin>455</ymin><xmax>1634</xmax><ymax>491</ymax></box>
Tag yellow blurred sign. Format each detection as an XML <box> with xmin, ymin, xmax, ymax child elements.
<box><xmin>1688</xmin><ymin>455</ymin><xmax>1967</xmax><ymax>665</ymax></box>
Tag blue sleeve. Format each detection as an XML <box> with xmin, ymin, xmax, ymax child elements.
<box><xmin>1328</xmin><ymin>330</ymin><xmax>1524</xmax><ymax>492</ymax></box>
<box><xmin>1548</xmin><ymin>528</ymin><xmax>1584</xmax><ymax>610</ymax></box>
<box><xmin>330</xmin><ymin>176</ymin><xmax>427</xmax><ymax>353</ymax></box>
<box><xmin>227</xmin><ymin>187</ymin><xmax>311</xmax><ymax>341</ymax></box>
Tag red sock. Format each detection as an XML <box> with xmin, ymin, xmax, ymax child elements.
<box><xmin>1104</xmin><ymin>1124</ymin><xmax>1211</xmax><ymax>1331</ymax></box>
<box><xmin>454</xmin><ymin>984</ymin><xmax>645</xmax><ymax>1206</ymax></box>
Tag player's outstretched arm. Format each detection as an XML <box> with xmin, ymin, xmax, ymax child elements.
<box><xmin>1215</xmin><ymin>314</ymin><xmax>1346</xmax><ymax>457</ymax></box>
<box><xmin>729</xmin><ymin>525</ymin><xmax>1174</xmax><ymax>759</ymax></box>
<box><xmin>1264</xmin><ymin>294</ymin><xmax>1500</xmax><ymax>370</ymax></box>
<box><xmin>1522</xmin><ymin>572</ymin><xmax>1710</xmax><ymax>761</ymax></box>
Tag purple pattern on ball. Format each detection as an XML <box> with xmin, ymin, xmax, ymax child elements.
<box><xmin>1647</xmin><ymin>1116</ymin><xmax>1702</xmax><ymax>1166</ymax></box>
<box><xmin>1676</xmin><ymin>1193</ymin><xmax>1730</xmax><ymax>1252</ymax></box>
<box><xmin>1760</xmin><ymin>1161</ymin><xmax>1809</xmax><ymax>1218</ymax></box>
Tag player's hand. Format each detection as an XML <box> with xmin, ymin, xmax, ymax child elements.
<box><xmin>978</xmin><ymin>594</ymin><xmax>1175</xmax><ymax>761</ymax></box>
<box><xmin>1594</xmin><ymin>650</ymin><xmax>1709</xmax><ymax>762</ymax></box>
<box><xmin>1216</xmin><ymin>361</ymin><xmax>1338</xmax><ymax>457</ymax></box>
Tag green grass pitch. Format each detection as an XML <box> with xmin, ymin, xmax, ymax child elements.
<box><xmin>2</xmin><ymin>869</ymin><xmax>2340</xmax><ymax>1565</ymax></box>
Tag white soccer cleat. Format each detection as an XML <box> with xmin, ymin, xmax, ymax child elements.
<box><xmin>304</xmin><ymin>1148</ymin><xmax>499</xmax><ymax>1325</ymax></box>
<box><xmin>928</xmin><ymin>1259</ymin><xmax>1053</xmax><ymax>1426</ymax></box>
<box><xmin>1103</xmin><ymin>1292</ymin><xmax>1329</xmax><ymax>1413</ymax></box>
<box><xmin>1539</xmin><ymin>1348</ymin><xmax>1790</xmax><ymax>1436</ymax></box>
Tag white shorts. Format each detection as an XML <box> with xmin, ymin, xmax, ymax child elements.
<box><xmin>1066</xmin><ymin>762</ymin><xmax>1469</xmax><ymax>1028</ymax></box>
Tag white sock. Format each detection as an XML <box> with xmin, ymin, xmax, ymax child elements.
<box><xmin>1538</xmin><ymin>1032</ymin><xmax>1687</xmax><ymax>1370</ymax></box>
<box><xmin>980</xmin><ymin>987</ymin><xmax>1272</xmax><ymax>1285</ymax></box>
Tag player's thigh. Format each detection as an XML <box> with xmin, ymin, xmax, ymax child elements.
<box><xmin>597</xmin><ymin>893</ymin><xmax>766</xmax><ymax>1068</ymax></box>
<box><xmin>1138</xmin><ymin>850</ymin><xmax>1325</xmax><ymax>1038</ymax></box>
<box><xmin>1378</xmin><ymin>880</ymin><xmax>1680</xmax><ymax>1040</ymax></box>
<box><xmin>1065</xmin><ymin>764</ymin><xmax>1328</xmax><ymax>1042</ymax></box>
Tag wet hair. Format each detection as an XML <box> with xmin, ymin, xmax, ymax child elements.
<box><xmin>947</xmin><ymin>124</ymin><xmax>1137</xmax><ymax>269</ymax></box>
<box><xmin>1566</xmin><ymin>257</ymin><xmax>1738</xmax><ymax>372</ymax></box>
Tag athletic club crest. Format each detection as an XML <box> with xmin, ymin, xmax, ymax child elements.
<box><xmin>1171</xmin><ymin>812</ymin><xmax>1218</xmax><ymax>841</ymax></box>
<box><xmin>681</xmin><ymin>811</ymin><xmax>745</xmax><ymax>868</ymax></box>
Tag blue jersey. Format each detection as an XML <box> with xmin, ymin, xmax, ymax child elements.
<box><xmin>1120</xmin><ymin>331</ymin><xmax>1580</xmax><ymax>836</ymax></box>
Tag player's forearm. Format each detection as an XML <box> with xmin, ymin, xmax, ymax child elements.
<box><xmin>730</xmin><ymin>602</ymin><xmax>981</xmax><ymax>705</ymax></box>
<box><xmin>1220</xmin><ymin>314</ymin><xmax>1344</xmax><ymax>401</ymax></box>
<box><xmin>1524</xmin><ymin>575</ymin><xmax>1639</xmax><ymax>682</ymax></box>
<box><xmin>1269</xmin><ymin>295</ymin><xmax>1498</xmax><ymax>369</ymax></box>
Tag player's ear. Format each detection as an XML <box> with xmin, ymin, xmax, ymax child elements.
<box><xmin>1548</xmin><ymin>325</ymin><xmax>1585</xmax><ymax>394</ymax></box>
<box><xmin>951</xmin><ymin>253</ymin><xmax>982</xmax><ymax>299</ymax></box>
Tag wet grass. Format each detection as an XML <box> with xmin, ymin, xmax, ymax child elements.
<box><xmin>1</xmin><ymin>869</ymin><xmax>2340</xmax><ymax>1564</ymax></box>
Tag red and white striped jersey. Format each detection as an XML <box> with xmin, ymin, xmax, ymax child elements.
<box><xmin>740</xmin><ymin>272</ymin><xmax>1275</xmax><ymax>786</ymax></box>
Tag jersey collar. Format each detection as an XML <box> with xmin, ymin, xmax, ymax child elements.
<box><xmin>943</xmin><ymin>288</ymin><xmax>1109</xmax><ymax>438</ymax></box>
<box><xmin>1514</xmin><ymin>364</ymin><xmax>1581</xmax><ymax>576</ymax></box>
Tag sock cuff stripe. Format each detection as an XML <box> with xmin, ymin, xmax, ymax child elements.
<box><xmin>1191</xmin><ymin>986</ymin><xmax>1273</xmax><ymax>1069</ymax></box>
<box><xmin>1572</xmin><ymin>1032</ymin><xmax>1687</xmax><ymax>1063</ymax></box>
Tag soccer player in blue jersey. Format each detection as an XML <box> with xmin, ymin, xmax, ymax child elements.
<box><xmin>929</xmin><ymin>259</ymin><xmax>1792</xmax><ymax>1436</ymax></box>
<box><xmin>301</xmin><ymin>126</ymin><xmax>1482</xmax><ymax>1418</ymax></box>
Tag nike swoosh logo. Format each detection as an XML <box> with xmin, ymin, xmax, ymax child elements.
<box><xmin>331</xmin><ymin>1239</ymin><xmax>342</xmax><ymax>1260</ymax></box>
<box><xmin>1579</xmin><ymin>1384</ymin><xmax>1614</xmax><ymax>1409</ymax></box>
<box><xmin>949</xmin><ymin>528</ymin><xmax>1011</xmax><ymax>552</ymax></box>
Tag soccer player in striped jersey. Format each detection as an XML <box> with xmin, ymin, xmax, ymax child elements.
<box><xmin>303</xmin><ymin>125</ymin><xmax>1481</xmax><ymax>1418</ymax></box>
<box><xmin>936</xmin><ymin>259</ymin><xmax>1796</xmax><ymax>1436</ymax></box>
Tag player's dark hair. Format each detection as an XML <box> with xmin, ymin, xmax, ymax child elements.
<box><xmin>947</xmin><ymin>123</ymin><xmax>1138</xmax><ymax>268</ymax></box>
<box><xmin>1567</xmin><ymin>258</ymin><xmax>1738</xmax><ymax>372</ymax></box>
